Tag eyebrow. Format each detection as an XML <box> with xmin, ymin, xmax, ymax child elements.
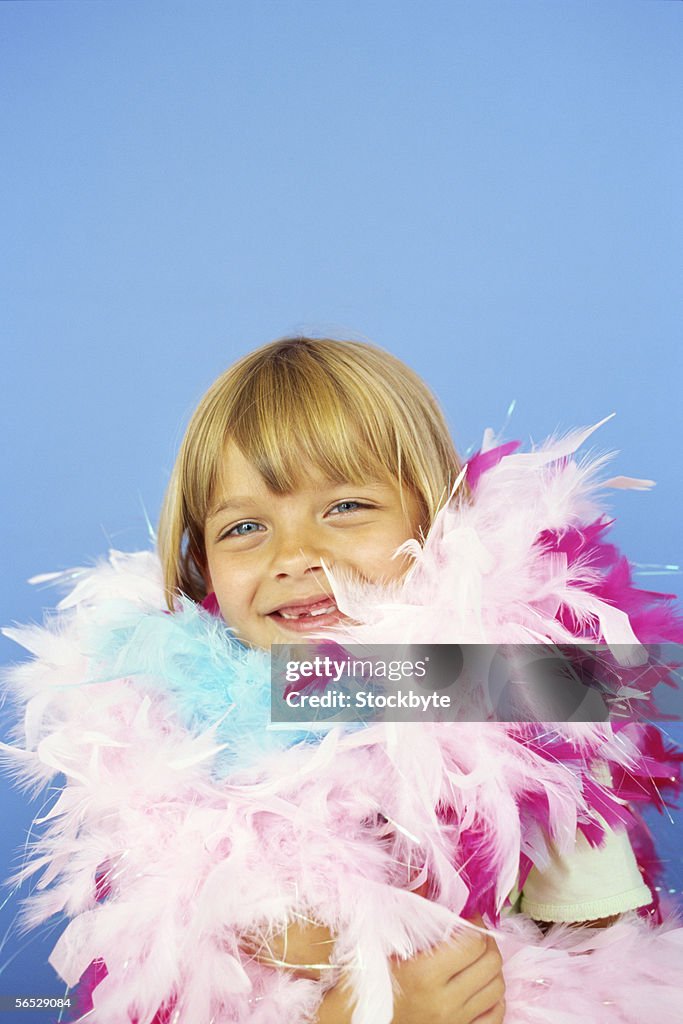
<box><xmin>207</xmin><ymin>481</ymin><xmax>394</xmax><ymax>520</ymax></box>
<box><xmin>207</xmin><ymin>497</ymin><xmax>262</xmax><ymax>519</ymax></box>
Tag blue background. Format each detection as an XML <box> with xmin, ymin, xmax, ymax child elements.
<box><xmin>2</xmin><ymin>0</ymin><xmax>682</xmax><ymax>1012</ymax></box>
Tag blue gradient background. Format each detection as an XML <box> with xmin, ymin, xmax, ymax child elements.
<box><xmin>2</xmin><ymin>0</ymin><xmax>682</xmax><ymax>1013</ymax></box>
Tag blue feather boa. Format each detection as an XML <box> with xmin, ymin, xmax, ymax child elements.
<box><xmin>82</xmin><ymin>598</ymin><xmax>318</xmax><ymax>774</ymax></box>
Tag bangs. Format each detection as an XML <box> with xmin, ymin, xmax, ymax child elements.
<box><xmin>223</xmin><ymin>349</ymin><xmax>407</xmax><ymax>494</ymax></box>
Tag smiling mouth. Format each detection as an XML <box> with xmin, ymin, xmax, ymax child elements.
<box><xmin>268</xmin><ymin>598</ymin><xmax>342</xmax><ymax>628</ymax></box>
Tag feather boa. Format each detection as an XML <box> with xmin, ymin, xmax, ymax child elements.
<box><xmin>2</xmin><ymin>418</ymin><xmax>682</xmax><ymax>1024</ymax></box>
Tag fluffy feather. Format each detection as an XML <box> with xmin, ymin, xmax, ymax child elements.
<box><xmin>2</xmin><ymin>417</ymin><xmax>682</xmax><ymax>1023</ymax></box>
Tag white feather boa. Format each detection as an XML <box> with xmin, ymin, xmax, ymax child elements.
<box><xmin>2</xmin><ymin>420</ymin><xmax>682</xmax><ymax>1024</ymax></box>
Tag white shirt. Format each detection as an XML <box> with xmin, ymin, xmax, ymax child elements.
<box><xmin>519</xmin><ymin>761</ymin><xmax>652</xmax><ymax>922</ymax></box>
<box><xmin>520</xmin><ymin>823</ymin><xmax>653</xmax><ymax>922</ymax></box>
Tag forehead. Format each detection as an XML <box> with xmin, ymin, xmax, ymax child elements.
<box><xmin>209</xmin><ymin>442</ymin><xmax>393</xmax><ymax>507</ymax></box>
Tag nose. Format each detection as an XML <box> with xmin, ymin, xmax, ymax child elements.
<box><xmin>270</xmin><ymin>524</ymin><xmax>330</xmax><ymax>580</ymax></box>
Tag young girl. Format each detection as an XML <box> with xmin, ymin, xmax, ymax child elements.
<box><xmin>3</xmin><ymin>336</ymin><xmax>682</xmax><ymax>1024</ymax></box>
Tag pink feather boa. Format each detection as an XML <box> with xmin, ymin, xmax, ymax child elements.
<box><xmin>2</xmin><ymin>417</ymin><xmax>682</xmax><ymax>1023</ymax></box>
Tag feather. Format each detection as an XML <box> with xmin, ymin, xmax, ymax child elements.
<box><xmin>2</xmin><ymin>418</ymin><xmax>682</xmax><ymax>1022</ymax></box>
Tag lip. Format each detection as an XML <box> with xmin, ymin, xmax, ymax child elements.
<box><xmin>266</xmin><ymin>595</ymin><xmax>345</xmax><ymax>633</ymax></box>
<box><xmin>268</xmin><ymin>595</ymin><xmax>336</xmax><ymax>615</ymax></box>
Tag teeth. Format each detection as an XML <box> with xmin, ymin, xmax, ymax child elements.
<box><xmin>309</xmin><ymin>604</ymin><xmax>334</xmax><ymax>617</ymax></box>
<box><xmin>278</xmin><ymin>603</ymin><xmax>336</xmax><ymax>620</ymax></box>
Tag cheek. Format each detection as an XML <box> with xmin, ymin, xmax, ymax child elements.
<box><xmin>213</xmin><ymin>588</ymin><xmax>258</xmax><ymax>636</ymax></box>
<box><xmin>378</xmin><ymin>550</ymin><xmax>412</xmax><ymax>581</ymax></box>
<box><xmin>356</xmin><ymin>534</ymin><xmax>414</xmax><ymax>582</ymax></box>
<box><xmin>206</xmin><ymin>561</ymin><xmax>249</xmax><ymax>617</ymax></box>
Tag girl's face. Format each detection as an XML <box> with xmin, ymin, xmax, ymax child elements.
<box><xmin>203</xmin><ymin>443</ymin><xmax>422</xmax><ymax>650</ymax></box>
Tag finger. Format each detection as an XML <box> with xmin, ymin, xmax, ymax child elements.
<box><xmin>462</xmin><ymin>972</ymin><xmax>506</xmax><ymax>1021</ymax></box>
<box><xmin>447</xmin><ymin>945</ymin><xmax>503</xmax><ymax>997</ymax></box>
<box><xmin>441</xmin><ymin>928</ymin><xmax>489</xmax><ymax>977</ymax></box>
<box><xmin>395</xmin><ymin>929</ymin><xmax>489</xmax><ymax>981</ymax></box>
<box><xmin>471</xmin><ymin>999</ymin><xmax>506</xmax><ymax>1024</ymax></box>
<box><xmin>443</xmin><ymin>932</ymin><xmax>495</xmax><ymax>982</ymax></box>
<box><xmin>390</xmin><ymin>929</ymin><xmax>493</xmax><ymax>989</ymax></box>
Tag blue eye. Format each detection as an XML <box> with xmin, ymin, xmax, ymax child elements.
<box><xmin>227</xmin><ymin>521</ymin><xmax>263</xmax><ymax>537</ymax></box>
<box><xmin>330</xmin><ymin>501</ymin><xmax>368</xmax><ymax>514</ymax></box>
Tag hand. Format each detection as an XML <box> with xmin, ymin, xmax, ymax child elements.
<box><xmin>243</xmin><ymin>915</ymin><xmax>506</xmax><ymax>1024</ymax></box>
<box><xmin>241</xmin><ymin>918</ymin><xmax>336</xmax><ymax>981</ymax></box>
<box><xmin>389</xmin><ymin>918</ymin><xmax>505</xmax><ymax>1024</ymax></box>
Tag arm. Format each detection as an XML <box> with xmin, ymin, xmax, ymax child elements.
<box><xmin>241</xmin><ymin>919</ymin><xmax>337</xmax><ymax>982</ymax></box>
<box><xmin>246</xmin><ymin>916</ymin><xmax>506</xmax><ymax>1024</ymax></box>
<box><xmin>317</xmin><ymin>928</ymin><xmax>505</xmax><ymax>1024</ymax></box>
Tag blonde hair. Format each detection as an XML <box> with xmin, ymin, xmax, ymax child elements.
<box><xmin>158</xmin><ymin>336</ymin><xmax>468</xmax><ymax>607</ymax></box>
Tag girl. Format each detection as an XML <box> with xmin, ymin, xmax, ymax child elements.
<box><xmin>3</xmin><ymin>336</ymin><xmax>682</xmax><ymax>1024</ymax></box>
<box><xmin>161</xmin><ymin>336</ymin><xmax>505</xmax><ymax>1023</ymax></box>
